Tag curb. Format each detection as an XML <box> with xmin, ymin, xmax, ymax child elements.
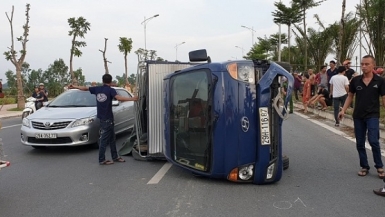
<box><xmin>0</xmin><ymin>113</ymin><xmax>23</xmax><ymax>119</ymax></box>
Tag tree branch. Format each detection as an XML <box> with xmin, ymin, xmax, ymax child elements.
<box><xmin>18</xmin><ymin>4</ymin><xmax>30</xmax><ymax>64</ymax></box>
<box><xmin>5</xmin><ymin>5</ymin><xmax>17</xmax><ymax>65</ymax></box>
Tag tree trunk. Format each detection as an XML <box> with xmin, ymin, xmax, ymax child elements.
<box><xmin>303</xmin><ymin>10</ymin><xmax>307</xmax><ymax>71</ymax></box>
<box><xmin>101</xmin><ymin>38</ymin><xmax>109</xmax><ymax>74</ymax></box>
<box><xmin>124</xmin><ymin>54</ymin><xmax>128</xmax><ymax>84</ymax></box>
<box><xmin>337</xmin><ymin>0</ymin><xmax>346</xmax><ymax>66</ymax></box>
<box><xmin>70</xmin><ymin>35</ymin><xmax>77</xmax><ymax>85</ymax></box>
<box><xmin>16</xmin><ymin>65</ymin><xmax>25</xmax><ymax>109</ymax></box>
<box><xmin>288</xmin><ymin>24</ymin><xmax>291</xmax><ymax>64</ymax></box>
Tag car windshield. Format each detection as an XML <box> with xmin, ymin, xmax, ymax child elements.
<box><xmin>47</xmin><ymin>90</ymin><xmax>96</xmax><ymax>107</ymax></box>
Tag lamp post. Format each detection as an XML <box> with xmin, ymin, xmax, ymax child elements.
<box><xmin>241</xmin><ymin>25</ymin><xmax>256</xmax><ymax>46</ymax></box>
<box><xmin>175</xmin><ymin>42</ymin><xmax>185</xmax><ymax>61</ymax></box>
<box><xmin>141</xmin><ymin>14</ymin><xmax>159</xmax><ymax>50</ymax></box>
<box><xmin>235</xmin><ymin>46</ymin><xmax>244</xmax><ymax>57</ymax></box>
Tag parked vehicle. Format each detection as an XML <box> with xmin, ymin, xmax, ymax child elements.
<box><xmin>20</xmin><ymin>87</ymin><xmax>135</xmax><ymax>148</ymax></box>
<box><xmin>22</xmin><ymin>97</ymin><xmax>38</xmax><ymax>119</ymax></box>
<box><xmin>125</xmin><ymin>49</ymin><xmax>293</xmax><ymax>185</ymax></box>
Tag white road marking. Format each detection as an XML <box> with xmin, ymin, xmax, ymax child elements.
<box><xmin>147</xmin><ymin>162</ymin><xmax>173</xmax><ymax>184</ymax></box>
<box><xmin>294</xmin><ymin>112</ymin><xmax>385</xmax><ymax>157</ymax></box>
<box><xmin>1</xmin><ymin>124</ymin><xmax>21</xmax><ymax>129</ymax></box>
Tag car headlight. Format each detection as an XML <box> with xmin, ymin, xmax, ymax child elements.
<box><xmin>22</xmin><ymin>118</ymin><xmax>30</xmax><ymax>128</ymax></box>
<box><xmin>71</xmin><ymin>117</ymin><xmax>95</xmax><ymax>128</ymax></box>
<box><xmin>266</xmin><ymin>163</ymin><xmax>275</xmax><ymax>179</ymax></box>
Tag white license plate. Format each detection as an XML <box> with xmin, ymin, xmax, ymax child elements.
<box><xmin>259</xmin><ymin>107</ymin><xmax>271</xmax><ymax>145</ymax></box>
<box><xmin>35</xmin><ymin>133</ymin><xmax>57</xmax><ymax>139</ymax></box>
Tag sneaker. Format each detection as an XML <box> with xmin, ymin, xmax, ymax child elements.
<box><xmin>335</xmin><ymin>123</ymin><xmax>340</xmax><ymax>127</ymax></box>
<box><xmin>373</xmin><ymin>188</ymin><xmax>385</xmax><ymax>197</ymax></box>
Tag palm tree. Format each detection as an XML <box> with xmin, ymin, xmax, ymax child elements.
<box><xmin>358</xmin><ymin>0</ymin><xmax>385</xmax><ymax>67</ymax></box>
<box><xmin>328</xmin><ymin>12</ymin><xmax>360</xmax><ymax>63</ymax></box>
<box><xmin>336</xmin><ymin>0</ymin><xmax>347</xmax><ymax>65</ymax></box>
<box><xmin>292</xmin><ymin>0</ymin><xmax>326</xmax><ymax>70</ymax></box>
<box><xmin>272</xmin><ymin>1</ymin><xmax>302</xmax><ymax>63</ymax></box>
<box><xmin>68</xmin><ymin>17</ymin><xmax>91</xmax><ymax>84</ymax></box>
<box><xmin>293</xmin><ymin>16</ymin><xmax>334</xmax><ymax>70</ymax></box>
<box><xmin>118</xmin><ymin>37</ymin><xmax>133</xmax><ymax>84</ymax></box>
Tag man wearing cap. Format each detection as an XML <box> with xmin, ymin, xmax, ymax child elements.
<box><xmin>344</xmin><ymin>59</ymin><xmax>357</xmax><ymax>82</ymax></box>
<box><xmin>329</xmin><ymin>66</ymin><xmax>349</xmax><ymax>126</ymax></box>
<box><xmin>39</xmin><ymin>83</ymin><xmax>48</xmax><ymax>102</ymax></box>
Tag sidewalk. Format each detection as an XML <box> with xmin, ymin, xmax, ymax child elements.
<box><xmin>0</xmin><ymin>104</ymin><xmax>23</xmax><ymax>119</ymax></box>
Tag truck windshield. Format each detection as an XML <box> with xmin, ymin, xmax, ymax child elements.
<box><xmin>170</xmin><ymin>70</ymin><xmax>211</xmax><ymax>172</ymax></box>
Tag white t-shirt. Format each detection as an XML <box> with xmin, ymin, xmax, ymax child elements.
<box><xmin>329</xmin><ymin>74</ymin><xmax>349</xmax><ymax>98</ymax></box>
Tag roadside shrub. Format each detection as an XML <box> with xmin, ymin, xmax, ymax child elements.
<box><xmin>0</xmin><ymin>98</ymin><xmax>17</xmax><ymax>104</ymax></box>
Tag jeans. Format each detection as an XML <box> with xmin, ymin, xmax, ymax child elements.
<box><xmin>293</xmin><ymin>87</ymin><xmax>301</xmax><ymax>100</ymax></box>
<box><xmin>333</xmin><ymin>94</ymin><xmax>347</xmax><ymax>124</ymax></box>
<box><xmin>99</xmin><ymin>119</ymin><xmax>118</xmax><ymax>163</ymax></box>
<box><xmin>354</xmin><ymin>118</ymin><xmax>384</xmax><ymax>170</ymax></box>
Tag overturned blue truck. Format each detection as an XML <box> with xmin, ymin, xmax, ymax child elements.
<box><xmin>121</xmin><ymin>49</ymin><xmax>294</xmax><ymax>184</ymax></box>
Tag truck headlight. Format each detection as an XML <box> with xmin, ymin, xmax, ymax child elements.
<box><xmin>22</xmin><ymin>118</ymin><xmax>30</xmax><ymax>128</ymax></box>
<box><xmin>227</xmin><ymin>62</ymin><xmax>255</xmax><ymax>84</ymax></box>
<box><xmin>227</xmin><ymin>163</ymin><xmax>255</xmax><ymax>182</ymax></box>
<box><xmin>71</xmin><ymin>117</ymin><xmax>95</xmax><ymax>128</ymax></box>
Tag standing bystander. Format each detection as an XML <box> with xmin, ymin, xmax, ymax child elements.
<box><xmin>69</xmin><ymin>74</ymin><xmax>139</xmax><ymax>165</ymax></box>
<box><xmin>338</xmin><ymin>55</ymin><xmax>385</xmax><ymax>196</ymax></box>
<box><xmin>293</xmin><ymin>72</ymin><xmax>302</xmax><ymax>101</ymax></box>
<box><xmin>302</xmin><ymin>74</ymin><xmax>311</xmax><ymax>113</ymax></box>
<box><xmin>327</xmin><ymin>60</ymin><xmax>338</xmax><ymax>91</ymax></box>
<box><xmin>329</xmin><ymin>66</ymin><xmax>349</xmax><ymax>126</ymax></box>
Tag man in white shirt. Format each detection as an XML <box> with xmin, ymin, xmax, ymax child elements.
<box><xmin>329</xmin><ymin>66</ymin><xmax>350</xmax><ymax>126</ymax></box>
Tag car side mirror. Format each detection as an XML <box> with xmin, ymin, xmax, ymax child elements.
<box><xmin>112</xmin><ymin>100</ymin><xmax>119</xmax><ymax>106</ymax></box>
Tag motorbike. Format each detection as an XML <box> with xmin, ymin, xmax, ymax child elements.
<box><xmin>22</xmin><ymin>97</ymin><xmax>39</xmax><ymax>119</ymax></box>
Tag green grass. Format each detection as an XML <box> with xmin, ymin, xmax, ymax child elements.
<box><xmin>0</xmin><ymin>98</ymin><xmax>16</xmax><ymax>104</ymax></box>
<box><xmin>7</xmin><ymin>107</ymin><xmax>23</xmax><ymax>111</ymax></box>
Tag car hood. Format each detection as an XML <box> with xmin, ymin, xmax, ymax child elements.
<box><xmin>28</xmin><ymin>107</ymin><xmax>96</xmax><ymax>120</ymax></box>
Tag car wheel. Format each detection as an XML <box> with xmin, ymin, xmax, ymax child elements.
<box><xmin>31</xmin><ymin>146</ymin><xmax>46</xmax><ymax>149</ymax></box>
<box><xmin>22</xmin><ymin>111</ymin><xmax>30</xmax><ymax>120</ymax></box>
<box><xmin>283</xmin><ymin>155</ymin><xmax>289</xmax><ymax>170</ymax></box>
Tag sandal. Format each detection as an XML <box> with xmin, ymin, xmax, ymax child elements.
<box><xmin>99</xmin><ymin>160</ymin><xmax>114</xmax><ymax>165</ymax></box>
<box><xmin>377</xmin><ymin>168</ymin><xmax>385</xmax><ymax>179</ymax></box>
<box><xmin>113</xmin><ymin>157</ymin><xmax>126</xmax><ymax>163</ymax></box>
<box><xmin>358</xmin><ymin>168</ymin><xmax>369</xmax><ymax>176</ymax></box>
<box><xmin>321</xmin><ymin>107</ymin><xmax>327</xmax><ymax>111</ymax></box>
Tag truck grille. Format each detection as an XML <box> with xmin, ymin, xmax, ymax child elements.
<box><xmin>32</xmin><ymin>121</ymin><xmax>72</xmax><ymax>130</ymax></box>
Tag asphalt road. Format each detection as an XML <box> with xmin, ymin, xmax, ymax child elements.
<box><xmin>1</xmin><ymin>115</ymin><xmax>385</xmax><ymax>217</ymax></box>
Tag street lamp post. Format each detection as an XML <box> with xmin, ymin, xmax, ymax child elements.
<box><xmin>241</xmin><ymin>25</ymin><xmax>256</xmax><ymax>46</ymax></box>
<box><xmin>235</xmin><ymin>46</ymin><xmax>244</xmax><ymax>57</ymax></box>
<box><xmin>141</xmin><ymin>14</ymin><xmax>159</xmax><ymax>50</ymax></box>
<box><xmin>175</xmin><ymin>42</ymin><xmax>185</xmax><ymax>61</ymax></box>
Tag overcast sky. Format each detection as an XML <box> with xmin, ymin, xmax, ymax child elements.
<box><xmin>0</xmin><ymin>0</ymin><xmax>361</xmax><ymax>83</ymax></box>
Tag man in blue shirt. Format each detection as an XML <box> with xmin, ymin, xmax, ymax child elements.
<box><xmin>69</xmin><ymin>74</ymin><xmax>138</xmax><ymax>165</ymax></box>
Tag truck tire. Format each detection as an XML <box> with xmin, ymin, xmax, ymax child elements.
<box><xmin>283</xmin><ymin>155</ymin><xmax>289</xmax><ymax>170</ymax></box>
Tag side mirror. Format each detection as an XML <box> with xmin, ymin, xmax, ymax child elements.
<box><xmin>112</xmin><ymin>100</ymin><xmax>119</xmax><ymax>106</ymax></box>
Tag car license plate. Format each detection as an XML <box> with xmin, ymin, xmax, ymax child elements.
<box><xmin>35</xmin><ymin>133</ymin><xmax>57</xmax><ymax>139</ymax></box>
<box><xmin>259</xmin><ymin>107</ymin><xmax>270</xmax><ymax>145</ymax></box>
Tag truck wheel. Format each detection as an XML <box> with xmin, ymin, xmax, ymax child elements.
<box><xmin>22</xmin><ymin>111</ymin><xmax>30</xmax><ymax>120</ymax></box>
<box><xmin>283</xmin><ymin>155</ymin><xmax>289</xmax><ymax>170</ymax></box>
